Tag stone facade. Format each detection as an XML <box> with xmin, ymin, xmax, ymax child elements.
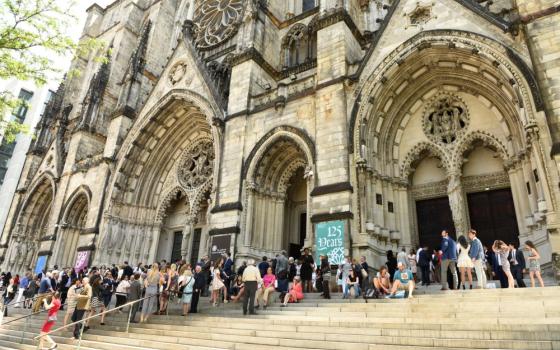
<box><xmin>1</xmin><ymin>0</ymin><xmax>560</xmax><ymax>277</ymax></box>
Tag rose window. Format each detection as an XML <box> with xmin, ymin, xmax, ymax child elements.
<box><xmin>193</xmin><ymin>0</ymin><xmax>244</xmax><ymax>50</ymax></box>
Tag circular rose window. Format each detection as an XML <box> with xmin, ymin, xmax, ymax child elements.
<box><xmin>193</xmin><ymin>0</ymin><xmax>244</xmax><ymax>50</ymax></box>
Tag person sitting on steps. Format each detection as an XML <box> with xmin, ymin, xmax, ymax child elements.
<box><xmin>388</xmin><ymin>262</ymin><xmax>415</xmax><ymax>299</ymax></box>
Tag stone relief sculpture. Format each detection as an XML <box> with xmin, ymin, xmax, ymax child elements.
<box><xmin>424</xmin><ymin>93</ymin><xmax>469</xmax><ymax>145</ymax></box>
<box><xmin>178</xmin><ymin>139</ymin><xmax>215</xmax><ymax>190</ymax></box>
<box><xmin>193</xmin><ymin>0</ymin><xmax>244</xmax><ymax>50</ymax></box>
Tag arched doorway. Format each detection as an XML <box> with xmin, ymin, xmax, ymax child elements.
<box><xmin>353</xmin><ymin>31</ymin><xmax>553</xmax><ymax>258</ymax></box>
<box><xmin>8</xmin><ymin>176</ymin><xmax>55</xmax><ymax>272</ymax></box>
<box><xmin>99</xmin><ymin>90</ymin><xmax>220</xmax><ymax>266</ymax></box>
<box><xmin>243</xmin><ymin>129</ymin><xmax>314</xmax><ymax>259</ymax></box>
<box><xmin>56</xmin><ymin>191</ymin><xmax>89</xmax><ymax>268</ymax></box>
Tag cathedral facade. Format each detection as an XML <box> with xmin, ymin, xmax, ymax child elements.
<box><xmin>2</xmin><ymin>0</ymin><xmax>560</xmax><ymax>276</ymax></box>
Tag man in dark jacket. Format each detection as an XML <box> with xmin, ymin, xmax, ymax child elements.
<box><xmin>190</xmin><ymin>265</ymin><xmax>206</xmax><ymax>313</ymax></box>
<box><xmin>440</xmin><ymin>230</ymin><xmax>458</xmax><ymax>290</ymax></box>
<box><xmin>122</xmin><ymin>261</ymin><xmax>134</xmax><ymax>279</ymax></box>
<box><xmin>509</xmin><ymin>243</ymin><xmax>526</xmax><ymax>288</ymax></box>
<box><xmin>418</xmin><ymin>246</ymin><xmax>431</xmax><ymax>286</ymax></box>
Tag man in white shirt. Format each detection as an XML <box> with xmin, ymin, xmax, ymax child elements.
<box><xmin>242</xmin><ymin>259</ymin><xmax>262</xmax><ymax>315</ymax></box>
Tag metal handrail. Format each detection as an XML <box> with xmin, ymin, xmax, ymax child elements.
<box><xmin>1</xmin><ymin>299</ymin><xmax>68</xmax><ymax>326</ymax></box>
<box><xmin>34</xmin><ymin>291</ymin><xmax>163</xmax><ymax>350</ymax></box>
<box><xmin>1</xmin><ymin>291</ymin><xmax>53</xmax><ymax>309</ymax></box>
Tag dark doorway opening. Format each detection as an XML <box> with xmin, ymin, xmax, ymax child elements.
<box><xmin>467</xmin><ymin>188</ymin><xmax>519</xmax><ymax>248</ymax></box>
<box><xmin>416</xmin><ymin>196</ymin><xmax>455</xmax><ymax>251</ymax></box>
<box><xmin>190</xmin><ymin>228</ymin><xmax>202</xmax><ymax>266</ymax></box>
<box><xmin>171</xmin><ymin>231</ymin><xmax>183</xmax><ymax>263</ymax></box>
<box><xmin>289</xmin><ymin>212</ymin><xmax>307</xmax><ymax>259</ymax></box>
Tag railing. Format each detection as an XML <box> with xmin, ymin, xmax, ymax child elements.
<box><xmin>34</xmin><ymin>292</ymin><xmax>161</xmax><ymax>350</ymax></box>
<box><xmin>1</xmin><ymin>299</ymin><xmax>67</xmax><ymax>345</ymax></box>
<box><xmin>0</xmin><ymin>292</ymin><xmax>53</xmax><ymax>325</ymax></box>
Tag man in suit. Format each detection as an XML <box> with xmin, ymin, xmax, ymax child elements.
<box><xmin>440</xmin><ymin>230</ymin><xmax>458</xmax><ymax>290</ymax></box>
<box><xmin>127</xmin><ymin>273</ymin><xmax>142</xmax><ymax>323</ymax></box>
<box><xmin>508</xmin><ymin>243</ymin><xmax>526</xmax><ymax>288</ymax></box>
<box><xmin>468</xmin><ymin>229</ymin><xmax>487</xmax><ymax>289</ymax></box>
<box><xmin>492</xmin><ymin>251</ymin><xmax>508</xmax><ymax>288</ymax></box>
<box><xmin>418</xmin><ymin>246</ymin><xmax>431</xmax><ymax>286</ymax></box>
<box><xmin>122</xmin><ymin>261</ymin><xmax>134</xmax><ymax>279</ymax></box>
<box><xmin>223</xmin><ymin>252</ymin><xmax>234</xmax><ymax>297</ymax></box>
<box><xmin>190</xmin><ymin>265</ymin><xmax>205</xmax><ymax>313</ymax></box>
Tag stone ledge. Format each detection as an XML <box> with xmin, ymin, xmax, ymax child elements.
<box><xmin>208</xmin><ymin>226</ymin><xmax>240</xmax><ymax>236</ymax></box>
<box><xmin>310</xmin><ymin>182</ymin><xmax>353</xmax><ymax>197</ymax></box>
<box><xmin>310</xmin><ymin>211</ymin><xmax>353</xmax><ymax>223</ymax></box>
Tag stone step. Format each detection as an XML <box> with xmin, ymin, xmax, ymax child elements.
<box><xmin>7</xmin><ymin>315</ymin><xmax>560</xmax><ymax>336</ymax></box>
<box><xmin>1</xmin><ymin>322</ymin><xmax>555</xmax><ymax>350</ymax></box>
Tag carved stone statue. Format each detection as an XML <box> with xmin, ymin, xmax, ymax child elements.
<box><xmin>447</xmin><ymin>173</ymin><xmax>467</xmax><ymax>236</ymax></box>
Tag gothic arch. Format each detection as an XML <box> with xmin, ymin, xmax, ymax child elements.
<box><xmin>61</xmin><ymin>186</ymin><xmax>92</xmax><ymax>226</ymax></box>
<box><xmin>351</xmin><ymin>29</ymin><xmax>546</xmax><ymax>163</ymax></box>
<box><xmin>282</xmin><ymin>23</ymin><xmax>314</xmax><ymax>68</ymax></box>
<box><xmin>452</xmin><ymin>130</ymin><xmax>511</xmax><ymax>173</ymax></box>
<box><xmin>400</xmin><ymin>142</ymin><xmax>449</xmax><ymax>180</ymax></box>
<box><xmin>243</xmin><ymin>125</ymin><xmax>316</xmax><ymax>186</ymax></box>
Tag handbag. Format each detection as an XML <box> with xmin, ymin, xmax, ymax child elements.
<box><xmin>360</xmin><ymin>268</ymin><xmax>368</xmax><ymax>279</ymax></box>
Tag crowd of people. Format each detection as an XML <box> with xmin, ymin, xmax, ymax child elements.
<box><xmin>385</xmin><ymin>230</ymin><xmax>546</xmax><ymax>290</ymax></box>
<box><xmin>0</xmin><ymin>229</ymin><xmax>547</xmax><ymax>349</ymax></box>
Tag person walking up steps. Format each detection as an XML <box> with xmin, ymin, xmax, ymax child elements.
<box><xmin>38</xmin><ymin>292</ymin><xmax>61</xmax><ymax>350</ymax></box>
<box><xmin>468</xmin><ymin>229</ymin><xmax>486</xmax><ymax>289</ymax></box>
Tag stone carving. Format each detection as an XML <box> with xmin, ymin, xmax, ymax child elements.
<box><xmin>447</xmin><ymin>173</ymin><xmax>467</xmax><ymax>236</ymax></box>
<box><xmin>408</xmin><ymin>4</ymin><xmax>433</xmax><ymax>27</ymax></box>
<box><xmin>169</xmin><ymin>62</ymin><xmax>188</xmax><ymax>85</ymax></box>
<box><xmin>193</xmin><ymin>0</ymin><xmax>244</xmax><ymax>50</ymax></box>
<box><xmin>178</xmin><ymin>139</ymin><xmax>215</xmax><ymax>190</ymax></box>
<box><xmin>424</xmin><ymin>93</ymin><xmax>469</xmax><ymax>145</ymax></box>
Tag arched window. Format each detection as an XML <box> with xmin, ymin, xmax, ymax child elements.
<box><xmin>282</xmin><ymin>24</ymin><xmax>310</xmax><ymax>68</ymax></box>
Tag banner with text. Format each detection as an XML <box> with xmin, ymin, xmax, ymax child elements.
<box><xmin>315</xmin><ymin>220</ymin><xmax>345</xmax><ymax>265</ymax></box>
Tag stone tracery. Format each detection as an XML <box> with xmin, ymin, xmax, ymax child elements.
<box><xmin>193</xmin><ymin>0</ymin><xmax>244</xmax><ymax>50</ymax></box>
<box><xmin>423</xmin><ymin>92</ymin><xmax>469</xmax><ymax>145</ymax></box>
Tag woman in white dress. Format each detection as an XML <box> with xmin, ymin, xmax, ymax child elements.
<box><xmin>457</xmin><ymin>235</ymin><xmax>474</xmax><ymax>289</ymax></box>
<box><xmin>407</xmin><ymin>249</ymin><xmax>418</xmax><ymax>282</ymax></box>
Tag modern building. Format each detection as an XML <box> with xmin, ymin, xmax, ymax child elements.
<box><xmin>0</xmin><ymin>79</ymin><xmax>57</xmax><ymax>245</ymax></box>
<box><xmin>1</xmin><ymin>0</ymin><xmax>559</xmax><ymax>279</ymax></box>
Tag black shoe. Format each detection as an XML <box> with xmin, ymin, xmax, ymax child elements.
<box><xmin>263</xmin><ymin>305</ymin><xmax>267</xmax><ymax>310</ymax></box>
<box><xmin>243</xmin><ymin>311</ymin><xmax>247</xmax><ymax>315</ymax></box>
<box><xmin>255</xmin><ymin>305</ymin><xmax>260</xmax><ymax>309</ymax></box>
<box><xmin>249</xmin><ymin>312</ymin><xmax>258</xmax><ymax>315</ymax></box>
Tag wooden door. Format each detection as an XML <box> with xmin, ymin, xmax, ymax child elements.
<box><xmin>416</xmin><ymin>196</ymin><xmax>456</xmax><ymax>251</ymax></box>
<box><xmin>467</xmin><ymin>188</ymin><xmax>519</xmax><ymax>248</ymax></box>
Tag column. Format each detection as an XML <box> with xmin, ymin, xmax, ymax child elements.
<box><xmin>447</xmin><ymin>172</ymin><xmax>468</xmax><ymax>237</ymax></box>
<box><xmin>181</xmin><ymin>220</ymin><xmax>194</xmax><ymax>260</ymax></box>
<box><xmin>243</xmin><ymin>183</ymin><xmax>256</xmax><ymax>247</ymax></box>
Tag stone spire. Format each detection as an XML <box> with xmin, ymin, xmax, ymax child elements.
<box><xmin>116</xmin><ymin>20</ymin><xmax>152</xmax><ymax>117</ymax></box>
<box><xmin>30</xmin><ymin>79</ymin><xmax>66</xmax><ymax>155</ymax></box>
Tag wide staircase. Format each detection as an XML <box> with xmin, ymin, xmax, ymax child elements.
<box><xmin>1</xmin><ymin>286</ymin><xmax>559</xmax><ymax>350</ymax></box>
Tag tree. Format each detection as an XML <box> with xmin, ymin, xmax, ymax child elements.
<box><xmin>0</xmin><ymin>0</ymin><xmax>101</xmax><ymax>143</ymax></box>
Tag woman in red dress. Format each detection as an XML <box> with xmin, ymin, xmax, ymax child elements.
<box><xmin>281</xmin><ymin>276</ymin><xmax>304</xmax><ymax>307</ymax></box>
<box><xmin>38</xmin><ymin>292</ymin><xmax>61</xmax><ymax>350</ymax></box>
